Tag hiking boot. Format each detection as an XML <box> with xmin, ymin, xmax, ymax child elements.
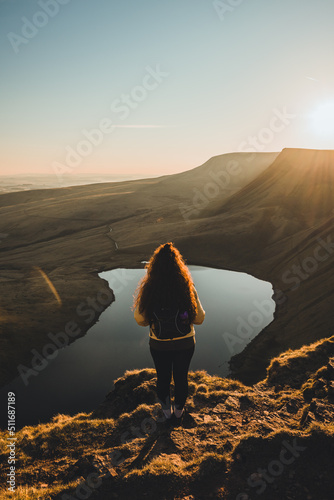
<box><xmin>162</xmin><ymin>408</ymin><xmax>172</xmax><ymax>419</ymax></box>
<box><xmin>173</xmin><ymin>406</ymin><xmax>184</xmax><ymax>419</ymax></box>
<box><xmin>159</xmin><ymin>396</ymin><xmax>172</xmax><ymax>419</ymax></box>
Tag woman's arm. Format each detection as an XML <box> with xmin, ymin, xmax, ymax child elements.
<box><xmin>193</xmin><ymin>289</ymin><xmax>205</xmax><ymax>325</ymax></box>
<box><xmin>134</xmin><ymin>305</ymin><xmax>150</xmax><ymax>326</ymax></box>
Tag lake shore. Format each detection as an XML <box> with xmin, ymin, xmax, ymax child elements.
<box><xmin>1</xmin><ymin>149</ymin><xmax>334</xmax><ymax>389</ymax></box>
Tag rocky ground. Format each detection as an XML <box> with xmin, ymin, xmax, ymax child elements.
<box><xmin>1</xmin><ymin>335</ymin><xmax>334</xmax><ymax>499</ymax></box>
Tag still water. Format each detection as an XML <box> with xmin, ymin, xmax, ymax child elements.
<box><xmin>1</xmin><ymin>266</ymin><xmax>275</xmax><ymax>428</ymax></box>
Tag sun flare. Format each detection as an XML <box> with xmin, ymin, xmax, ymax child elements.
<box><xmin>311</xmin><ymin>101</ymin><xmax>334</xmax><ymax>136</ymax></box>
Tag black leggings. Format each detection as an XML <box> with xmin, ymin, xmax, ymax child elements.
<box><xmin>150</xmin><ymin>346</ymin><xmax>195</xmax><ymax>409</ymax></box>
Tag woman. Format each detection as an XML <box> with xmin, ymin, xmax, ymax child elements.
<box><xmin>133</xmin><ymin>242</ymin><xmax>205</xmax><ymax>420</ymax></box>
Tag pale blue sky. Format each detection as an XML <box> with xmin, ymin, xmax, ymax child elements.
<box><xmin>1</xmin><ymin>0</ymin><xmax>334</xmax><ymax>177</ymax></box>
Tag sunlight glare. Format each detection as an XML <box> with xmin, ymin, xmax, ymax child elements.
<box><xmin>311</xmin><ymin>101</ymin><xmax>334</xmax><ymax>136</ymax></box>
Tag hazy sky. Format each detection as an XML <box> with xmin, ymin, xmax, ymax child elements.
<box><xmin>1</xmin><ymin>0</ymin><xmax>334</xmax><ymax>178</ymax></box>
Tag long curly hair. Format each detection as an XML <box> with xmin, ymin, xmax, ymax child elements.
<box><xmin>133</xmin><ymin>242</ymin><xmax>198</xmax><ymax>323</ymax></box>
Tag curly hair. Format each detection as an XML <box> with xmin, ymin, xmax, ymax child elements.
<box><xmin>133</xmin><ymin>242</ymin><xmax>198</xmax><ymax>323</ymax></box>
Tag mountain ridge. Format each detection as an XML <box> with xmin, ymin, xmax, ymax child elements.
<box><xmin>0</xmin><ymin>148</ymin><xmax>333</xmax><ymax>388</ymax></box>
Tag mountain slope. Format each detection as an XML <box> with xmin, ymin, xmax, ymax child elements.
<box><xmin>0</xmin><ymin>149</ymin><xmax>333</xmax><ymax>386</ymax></box>
<box><xmin>0</xmin><ymin>152</ymin><xmax>277</xmax><ymax>387</ymax></box>
<box><xmin>181</xmin><ymin>148</ymin><xmax>334</xmax><ymax>382</ymax></box>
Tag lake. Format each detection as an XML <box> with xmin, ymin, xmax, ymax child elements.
<box><xmin>0</xmin><ymin>266</ymin><xmax>275</xmax><ymax>428</ymax></box>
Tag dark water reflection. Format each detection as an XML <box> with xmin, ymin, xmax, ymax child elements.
<box><xmin>0</xmin><ymin>266</ymin><xmax>274</xmax><ymax>428</ymax></box>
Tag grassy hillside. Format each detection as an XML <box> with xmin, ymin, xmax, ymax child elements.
<box><xmin>1</xmin><ymin>335</ymin><xmax>334</xmax><ymax>499</ymax></box>
<box><xmin>1</xmin><ymin>148</ymin><xmax>334</xmax><ymax>389</ymax></box>
<box><xmin>0</xmin><ymin>152</ymin><xmax>276</xmax><ymax>388</ymax></box>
